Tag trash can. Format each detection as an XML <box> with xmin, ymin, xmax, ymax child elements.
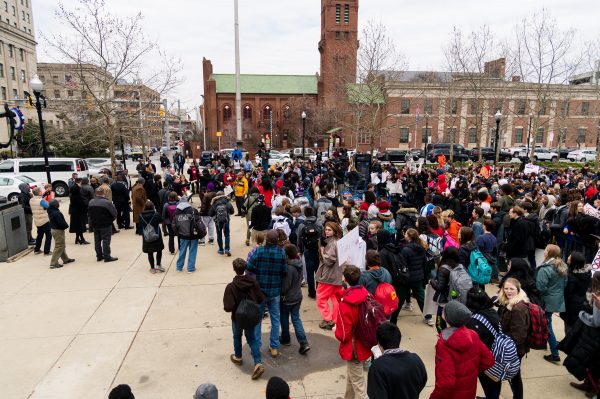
<box><xmin>0</xmin><ymin>201</ymin><xmax>28</xmax><ymax>261</ymax></box>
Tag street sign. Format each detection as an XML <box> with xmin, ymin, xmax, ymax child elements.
<box><xmin>177</xmin><ymin>140</ymin><xmax>184</xmax><ymax>146</ymax></box>
<box><xmin>216</xmin><ymin>131</ymin><xmax>222</xmax><ymax>137</ymax></box>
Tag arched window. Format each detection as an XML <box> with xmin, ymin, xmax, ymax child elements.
<box><xmin>243</xmin><ymin>104</ymin><xmax>252</xmax><ymax>120</ymax></box>
<box><xmin>263</xmin><ymin>105</ymin><xmax>272</xmax><ymax>120</ymax></box>
<box><xmin>223</xmin><ymin>105</ymin><xmax>232</xmax><ymax>121</ymax></box>
<box><xmin>283</xmin><ymin>105</ymin><xmax>290</xmax><ymax>120</ymax></box>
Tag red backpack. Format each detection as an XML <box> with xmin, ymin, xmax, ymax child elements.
<box><xmin>374</xmin><ymin>282</ymin><xmax>399</xmax><ymax>316</ymax></box>
<box><xmin>354</xmin><ymin>294</ymin><xmax>388</xmax><ymax>349</ymax></box>
<box><xmin>526</xmin><ymin>302</ymin><xmax>549</xmax><ymax>350</ymax></box>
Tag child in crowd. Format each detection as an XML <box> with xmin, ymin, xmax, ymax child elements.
<box><xmin>223</xmin><ymin>258</ymin><xmax>266</xmax><ymax>380</ymax></box>
<box><xmin>280</xmin><ymin>244</ymin><xmax>310</xmax><ymax>355</ymax></box>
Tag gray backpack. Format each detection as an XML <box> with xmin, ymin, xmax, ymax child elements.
<box><xmin>447</xmin><ymin>264</ymin><xmax>473</xmax><ymax>304</ymax></box>
<box><xmin>142</xmin><ymin>214</ymin><xmax>160</xmax><ymax>242</ymax></box>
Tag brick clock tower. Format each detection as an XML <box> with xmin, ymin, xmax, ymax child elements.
<box><xmin>318</xmin><ymin>0</ymin><xmax>359</xmax><ymax>111</ymax></box>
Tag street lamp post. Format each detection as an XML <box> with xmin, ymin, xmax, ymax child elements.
<box><xmin>301</xmin><ymin>111</ymin><xmax>306</xmax><ymax>160</ymax></box>
<box><xmin>30</xmin><ymin>74</ymin><xmax>51</xmax><ymax>184</ymax></box>
<box><xmin>424</xmin><ymin>113</ymin><xmax>429</xmax><ymax>163</ymax></box>
<box><xmin>494</xmin><ymin>110</ymin><xmax>502</xmax><ymax>166</ymax></box>
<box><xmin>595</xmin><ymin>120</ymin><xmax>600</xmax><ymax>172</ymax></box>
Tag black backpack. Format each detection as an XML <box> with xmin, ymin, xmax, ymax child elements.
<box><xmin>235</xmin><ymin>297</ymin><xmax>261</xmax><ymax>329</ymax></box>
<box><xmin>300</xmin><ymin>221</ymin><xmax>320</xmax><ymax>251</ymax></box>
<box><xmin>381</xmin><ymin>246</ymin><xmax>410</xmax><ymax>285</ymax></box>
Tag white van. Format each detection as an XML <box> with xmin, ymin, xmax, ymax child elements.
<box><xmin>0</xmin><ymin>158</ymin><xmax>89</xmax><ymax>197</ymax></box>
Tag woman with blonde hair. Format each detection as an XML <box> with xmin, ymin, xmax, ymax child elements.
<box><xmin>442</xmin><ymin>209</ymin><xmax>461</xmax><ymax>242</ymax></box>
<box><xmin>498</xmin><ymin>277</ymin><xmax>530</xmax><ymax>399</ymax></box>
<box><xmin>393</xmin><ymin>228</ymin><xmax>429</xmax><ymax>325</ymax></box>
<box><xmin>315</xmin><ymin>221</ymin><xmax>344</xmax><ymax>330</ymax></box>
<box><xmin>536</xmin><ymin>244</ymin><xmax>568</xmax><ymax>364</ymax></box>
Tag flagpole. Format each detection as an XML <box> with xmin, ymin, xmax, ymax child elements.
<box><xmin>234</xmin><ymin>0</ymin><xmax>243</xmax><ymax>147</ymax></box>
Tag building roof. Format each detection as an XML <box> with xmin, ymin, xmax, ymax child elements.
<box><xmin>211</xmin><ymin>74</ymin><xmax>318</xmax><ymax>95</ymax></box>
<box><xmin>346</xmin><ymin>83</ymin><xmax>385</xmax><ymax>104</ymax></box>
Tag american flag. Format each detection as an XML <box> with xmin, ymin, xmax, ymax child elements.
<box><xmin>64</xmin><ymin>74</ymin><xmax>79</xmax><ymax>89</ymax></box>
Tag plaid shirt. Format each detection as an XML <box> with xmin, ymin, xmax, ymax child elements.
<box><xmin>247</xmin><ymin>244</ymin><xmax>287</xmax><ymax>297</ymax></box>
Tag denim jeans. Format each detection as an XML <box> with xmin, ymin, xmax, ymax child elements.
<box><xmin>546</xmin><ymin>311</ymin><xmax>559</xmax><ymax>357</ymax></box>
<box><xmin>232</xmin><ymin>319</ymin><xmax>262</xmax><ymax>365</ymax></box>
<box><xmin>259</xmin><ymin>295</ymin><xmax>281</xmax><ymax>350</ymax></box>
<box><xmin>303</xmin><ymin>249</ymin><xmax>319</xmax><ymax>298</ymax></box>
<box><xmin>177</xmin><ymin>239</ymin><xmax>198</xmax><ymax>272</ymax></box>
<box><xmin>280</xmin><ymin>301</ymin><xmax>308</xmax><ymax>345</ymax></box>
<box><xmin>35</xmin><ymin>222</ymin><xmax>52</xmax><ymax>253</ymax></box>
<box><xmin>216</xmin><ymin>221</ymin><xmax>230</xmax><ymax>253</ymax></box>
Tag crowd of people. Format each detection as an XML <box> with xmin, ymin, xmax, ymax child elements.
<box><xmin>18</xmin><ymin>146</ymin><xmax>600</xmax><ymax>398</ymax></box>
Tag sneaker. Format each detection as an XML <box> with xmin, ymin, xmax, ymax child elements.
<box><xmin>34</xmin><ymin>250</ymin><xmax>41</xmax><ymax>255</ymax></box>
<box><xmin>423</xmin><ymin>317</ymin><xmax>435</xmax><ymax>327</ymax></box>
<box><xmin>299</xmin><ymin>343</ymin><xmax>311</xmax><ymax>355</ymax></box>
<box><xmin>97</xmin><ymin>257</ymin><xmax>103</xmax><ymax>262</ymax></box>
<box><xmin>49</xmin><ymin>264</ymin><xmax>63</xmax><ymax>269</ymax></box>
<box><xmin>104</xmin><ymin>257</ymin><xmax>118</xmax><ymax>263</ymax></box>
<box><xmin>245</xmin><ymin>240</ymin><xmax>250</xmax><ymax>246</ymax></box>
<box><xmin>251</xmin><ymin>363</ymin><xmax>265</xmax><ymax>380</ymax></box>
<box><xmin>150</xmin><ymin>269</ymin><xmax>158</xmax><ymax>274</ymax></box>
<box><xmin>187</xmin><ymin>269</ymin><xmax>196</xmax><ymax>274</ymax></box>
<box><xmin>156</xmin><ymin>266</ymin><xmax>165</xmax><ymax>272</ymax></box>
<box><xmin>225</xmin><ymin>251</ymin><xmax>231</xmax><ymax>257</ymax></box>
<box><xmin>217</xmin><ymin>250</ymin><xmax>224</xmax><ymax>255</ymax></box>
<box><xmin>402</xmin><ymin>302</ymin><xmax>414</xmax><ymax>312</ymax></box>
<box><xmin>543</xmin><ymin>354</ymin><xmax>561</xmax><ymax>363</ymax></box>
<box><xmin>208</xmin><ymin>239</ymin><xmax>215</xmax><ymax>245</ymax></box>
<box><xmin>319</xmin><ymin>320</ymin><xmax>331</xmax><ymax>329</ymax></box>
<box><xmin>44</xmin><ymin>251</ymin><xmax>53</xmax><ymax>256</ymax></box>
<box><xmin>199</xmin><ymin>241</ymin><xmax>206</xmax><ymax>246</ymax></box>
<box><xmin>230</xmin><ymin>354</ymin><xmax>243</xmax><ymax>365</ymax></box>
<box><xmin>63</xmin><ymin>258</ymin><xmax>75</xmax><ymax>264</ymax></box>
<box><xmin>279</xmin><ymin>338</ymin><xmax>291</xmax><ymax>346</ymax></box>
<box><xmin>269</xmin><ymin>347</ymin><xmax>279</xmax><ymax>358</ymax></box>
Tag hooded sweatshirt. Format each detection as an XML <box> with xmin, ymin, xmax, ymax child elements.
<box><xmin>281</xmin><ymin>258</ymin><xmax>304</xmax><ymax>305</ymax></box>
<box><xmin>335</xmin><ymin>285</ymin><xmax>372</xmax><ymax>362</ymax></box>
<box><xmin>359</xmin><ymin>266</ymin><xmax>392</xmax><ymax>295</ymax></box>
<box><xmin>18</xmin><ymin>182</ymin><xmax>32</xmax><ymax>214</ymax></box>
<box><xmin>171</xmin><ymin>198</ymin><xmax>198</xmax><ymax>239</ymax></box>
<box><xmin>430</xmin><ymin>326</ymin><xmax>495</xmax><ymax>399</ymax></box>
<box><xmin>223</xmin><ymin>274</ymin><xmax>265</xmax><ymax>321</ymax></box>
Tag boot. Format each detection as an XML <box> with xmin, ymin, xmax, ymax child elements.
<box><xmin>570</xmin><ymin>379</ymin><xmax>593</xmax><ymax>392</ymax></box>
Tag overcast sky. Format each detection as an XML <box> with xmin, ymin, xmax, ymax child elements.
<box><xmin>34</xmin><ymin>0</ymin><xmax>599</xmax><ymax>115</ymax></box>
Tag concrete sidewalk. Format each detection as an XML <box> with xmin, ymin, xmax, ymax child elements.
<box><xmin>0</xmin><ymin>206</ymin><xmax>582</xmax><ymax>398</ymax></box>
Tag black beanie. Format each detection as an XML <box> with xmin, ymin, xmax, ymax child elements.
<box><xmin>108</xmin><ymin>384</ymin><xmax>135</xmax><ymax>399</ymax></box>
<box><xmin>266</xmin><ymin>376</ymin><xmax>289</xmax><ymax>399</ymax></box>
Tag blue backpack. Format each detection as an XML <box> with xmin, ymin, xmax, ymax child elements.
<box><xmin>468</xmin><ymin>248</ymin><xmax>492</xmax><ymax>285</ymax></box>
<box><xmin>472</xmin><ymin>313</ymin><xmax>521</xmax><ymax>382</ymax></box>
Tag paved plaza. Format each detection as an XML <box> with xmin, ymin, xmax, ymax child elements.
<box><xmin>0</xmin><ymin>202</ymin><xmax>582</xmax><ymax>398</ymax></box>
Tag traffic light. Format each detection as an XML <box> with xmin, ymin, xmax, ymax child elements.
<box><xmin>159</xmin><ymin>106</ymin><xmax>165</xmax><ymax>117</ymax></box>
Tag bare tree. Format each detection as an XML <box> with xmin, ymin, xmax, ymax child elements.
<box><xmin>507</xmin><ymin>8</ymin><xmax>581</xmax><ymax>162</ymax></box>
<box><xmin>44</xmin><ymin>0</ymin><xmax>180</xmax><ymax>173</ymax></box>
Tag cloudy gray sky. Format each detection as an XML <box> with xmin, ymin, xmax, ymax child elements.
<box><xmin>34</xmin><ymin>0</ymin><xmax>599</xmax><ymax>114</ymax></box>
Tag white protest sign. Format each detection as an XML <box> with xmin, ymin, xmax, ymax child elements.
<box><xmin>370</xmin><ymin>173</ymin><xmax>380</xmax><ymax>184</ymax></box>
<box><xmin>524</xmin><ymin>163</ymin><xmax>540</xmax><ymax>175</ymax></box>
<box><xmin>592</xmin><ymin>248</ymin><xmax>600</xmax><ymax>277</ymax></box>
<box><xmin>584</xmin><ymin>203</ymin><xmax>600</xmax><ymax>219</ymax></box>
<box><xmin>337</xmin><ymin>226</ymin><xmax>366</xmax><ymax>271</ymax></box>
<box><xmin>223</xmin><ymin>185</ymin><xmax>233</xmax><ymax>196</ymax></box>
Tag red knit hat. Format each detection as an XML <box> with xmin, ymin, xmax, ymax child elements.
<box><xmin>376</xmin><ymin>201</ymin><xmax>390</xmax><ymax>212</ymax></box>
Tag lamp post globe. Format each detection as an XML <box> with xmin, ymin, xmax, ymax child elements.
<box><xmin>301</xmin><ymin>111</ymin><xmax>307</xmax><ymax>160</ymax></box>
<box><xmin>494</xmin><ymin>110</ymin><xmax>502</xmax><ymax>165</ymax></box>
<box><xmin>30</xmin><ymin>74</ymin><xmax>43</xmax><ymax>92</ymax></box>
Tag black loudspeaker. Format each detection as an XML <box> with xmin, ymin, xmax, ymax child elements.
<box><xmin>353</xmin><ymin>153</ymin><xmax>371</xmax><ymax>182</ymax></box>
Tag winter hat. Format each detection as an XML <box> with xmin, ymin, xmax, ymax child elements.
<box><xmin>108</xmin><ymin>384</ymin><xmax>135</xmax><ymax>399</ymax></box>
<box><xmin>376</xmin><ymin>230</ymin><xmax>391</xmax><ymax>247</ymax></box>
<box><xmin>265</xmin><ymin>376</ymin><xmax>290</xmax><ymax>399</ymax></box>
<box><xmin>207</xmin><ymin>181</ymin><xmax>215</xmax><ymax>191</ymax></box>
<box><xmin>266</xmin><ymin>229</ymin><xmax>279</xmax><ymax>245</ymax></box>
<box><xmin>376</xmin><ymin>201</ymin><xmax>390</xmax><ymax>213</ymax></box>
<box><xmin>444</xmin><ymin>300</ymin><xmax>472</xmax><ymax>327</ymax></box>
<box><xmin>193</xmin><ymin>383</ymin><xmax>218</xmax><ymax>399</ymax></box>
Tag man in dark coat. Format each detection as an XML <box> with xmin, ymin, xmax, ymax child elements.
<box><xmin>111</xmin><ymin>175</ymin><xmax>132</xmax><ymax>229</ymax></box>
<box><xmin>89</xmin><ymin>187</ymin><xmax>118</xmax><ymax>262</ymax></box>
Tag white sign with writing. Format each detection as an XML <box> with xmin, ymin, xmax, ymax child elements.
<box><xmin>524</xmin><ymin>163</ymin><xmax>541</xmax><ymax>175</ymax></box>
<box><xmin>337</xmin><ymin>226</ymin><xmax>366</xmax><ymax>271</ymax></box>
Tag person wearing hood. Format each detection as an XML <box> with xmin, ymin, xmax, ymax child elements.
<box><xmin>209</xmin><ymin>190</ymin><xmax>235</xmax><ymax>256</ymax></box>
<box><xmin>315</xmin><ymin>187</ymin><xmax>333</xmax><ymax>224</ymax></box>
<box><xmin>171</xmin><ymin>196</ymin><xmax>201</xmax><ymax>272</ymax></box>
<box><xmin>436</xmin><ymin>174</ymin><xmax>448</xmax><ymax>195</ymax></box>
<box><xmin>359</xmin><ymin>249</ymin><xmax>392</xmax><ymax>295</ymax></box>
<box><xmin>279</xmin><ymin>244</ymin><xmax>310</xmax><ymax>355</ymax></box>
<box><xmin>376</xmin><ymin>200</ymin><xmax>395</xmax><ymax>239</ymax></box>
<box><xmin>538</xmin><ymin>194</ymin><xmax>556</xmax><ymax>221</ymax></box>
<box><xmin>560</xmin><ymin>251</ymin><xmax>591</xmax><ymax>335</ymax></box>
<box><xmin>131</xmin><ymin>177</ymin><xmax>147</xmax><ymax>235</ymax></box>
<box><xmin>18</xmin><ymin>182</ymin><xmax>35</xmax><ymax>244</ymax></box>
<box><xmin>429</xmin><ymin>301</ymin><xmax>495</xmax><ymax>399</ymax></box>
<box><xmin>47</xmin><ymin>199</ymin><xmax>75</xmax><ymax>269</ymax></box>
<box><xmin>521</xmin><ymin>201</ymin><xmax>539</xmax><ymax>270</ymax></box>
<box><xmin>536</xmin><ymin>244</ymin><xmax>568</xmax><ymax>364</ymax></box>
<box><xmin>335</xmin><ymin>264</ymin><xmax>372</xmax><ymax>399</ymax></box>
<box><xmin>223</xmin><ymin>258</ymin><xmax>266</xmax><ymax>380</ymax></box>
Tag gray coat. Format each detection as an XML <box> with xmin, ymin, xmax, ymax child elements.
<box><xmin>281</xmin><ymin>258</ymin><xmax>303</xmax><ymax>305</ymax></box>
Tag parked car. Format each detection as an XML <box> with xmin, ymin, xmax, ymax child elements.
<box><xmin>85</xmin><ymin>158</ymin><xmax>124</xmax><ymax>177</ymax></box>
<box><xmin>517</xmin><ymin>148</ymin><xmax>559</xmax><ymax>162</ymax></box>
<box><xmin>427</xmin><ymin>148</ymin><xmax>469</xmax><ymax>163</ymax></box>
<box><xmin>129</xmin><ymin>151</ymin><xmax>144</xmax><ymax>161</ymax></box>
<box><xmin>409</xmin><ymin>148</ymin><xmax>424</xmax><ymax>159</ymax></box>
<box><xmin>255</xmin><ymin>152</ymin><xmax>292</xmax><ymax>166</ymax></box>
<box><xmin>0</xmin><ymin>174</ymin><xmax>45</xmax><ymax>202</ymax></box>
<box><xmin>567</xmin><ymin>149</ymin><xmax>596</xmax><ymax>162</ymax></box>
<box><xmin>550</xmin><ymin>146</ymin><xmax>578</xmax><ymax>159</ymax></box>
<box><xmin>200</xmin><ymin>151</ymin><xmax>213</xmax><ymax>166</ymax></box>
<box><xmin>378</xmin><ymin>149</ymin><xmax>409</xmax><ymax>163</ymax></box>
<box><xmin>468</xmin><ymin>147</ymin><xmax>511</xmax><ymax>162</ymax></box>
<box><xmin>221</xmin><ymin>148</ymin><xmax>249</xmax><ymax>161</ymax></box>
<box><xmin>0</xmin><ymin>158</ymin><xmax>89</xmax><ymax>197</ymax></box>
<box><xmin>290</xmin><ymin>147</ymin><xmax>316</xmax><ymax>159</ymax></box>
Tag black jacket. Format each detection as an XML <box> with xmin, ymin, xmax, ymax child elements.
<box><xmin>400</xmin><ymin>242</ymin><xmax>426</xmax><ymax>284</ymax></box>
<box><xmin>466</xmin><ymin>308</ymin><xmax>501</xmax><ymax>350</ymax></box>
<box><xmin>560</xmin><ymin>310</ymin><xmax>600</xmax><ymax>380</ymax></box>
<box><xmin>48</xmin><ymin>206</ymin><xmax>69</xmax><ymax>230</ymax></box>
<box><xmin>139</xmin><ymin>210</ymin><xmax>164</xmax><ymax>253</ymax></box>
<box><xmin>506</xmin><ymin>217</ymin><xmax>531</xmax><ymax>259</ymax></box>
<box><xmin>379</xmin><ymin>242</ymin><xmax>406</xmax><ymax>286</ymax></box>
<box><xmin>88</xmin><ymin>197</ymin><xmax>117</xmax><ymax>228</ymax></box>
<box><xmin>110</xmin><ymin>181</ymin><xmax>130</xmax><ymax>205</ymax></box>
<box><xmin>223</xmin><ymin>274</ymin><xmax>266</xmax><ymax>321</ymax></box>
<box><xmin>367</xmin><ymin>350</ymin><xmax>427</xmax><ymax>399</ymax></box>
<box><xmin>560</xmin><ymin>269</ymin><xmax>592</xmax><ymax>326</ymax></box>
<box><xmin>18</xmin><ymin>183</ymin><xmax>32</xmax><ymax>214</ymax></box>
<box><xmin>250</xmin><ymin>204</ymin><xmax>271</xmax><ymax>231</ymax></box>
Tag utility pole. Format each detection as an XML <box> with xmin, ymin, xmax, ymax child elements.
<box><xmin>138</xmin><ymin>91</ymin><xmax>145</xmax><ymax>160</ymax></box>
<box><xmin>163</xmin><ymin>99</ymin><xmax>170</xmax><ymax>150</ymax></box>
<box><xmin>177</xmin><ymin>99</ymin><xmax>182</xmax><ymax>141</ymax></box>
<box><xmin>234</xmin><ymin>0</ymin><xmax>243</xmax><ymax>146</ymax></box>
<box><xmin>201</xmin><ymin>95</ymin><xmax>206</xmax><ymax>151</ymax></box>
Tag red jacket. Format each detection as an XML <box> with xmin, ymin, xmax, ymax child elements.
<box><xmin>585</xmin><ymin>186</ymin><xmax>598</xmax><ymax>202</ymax></box>
<box><xmin>334</xmin><ymin>286</ymin><xmax>372</xmax><ymax>362</ymax></box>
<box><xmin>429</xmin><ymin>326</ymin><xmax>495</xmax><ymax>399</ymax></box>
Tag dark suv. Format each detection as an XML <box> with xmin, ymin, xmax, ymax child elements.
<box><xmin>469</xmin><ymin>147</ymin><xmax>511</xmax><ymax>162</ymax></box>
<box><xmin>377</xmin><ymin>150</ymin><xmax>409</xmax><ymax>163</ymax></box>
<box><xmin>426</xmin><ymin>144</ymin><xmax>469</xmax><ymax>162</ymax></box>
